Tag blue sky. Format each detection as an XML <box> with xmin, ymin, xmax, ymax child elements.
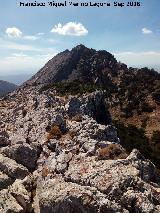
<box><xmin>0</xmin><ymin>0</ymin><xmax>160</xmax><ymax>75</ymax></box>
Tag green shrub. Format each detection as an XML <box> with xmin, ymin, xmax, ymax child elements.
<box><xmin>152</xmin><ymin>89</ymin><xmax>160</xmax><ymax>104</ymax></box>
<box><xmin>113</xmin><ymin>120</ymin><xmax>160</xmax><ymax>169</ymax></box>
<box><xmin>40</xmin><ymin>81</ymin><xmax>102</xmax><ymax>96</ymax></box>
<box><xmin>141</xmin><ymin>102</ymin><xmax>154</xmax><ymax>113</ymax></box>
<box><xmin>122</xmin><ymin>105</ymin><xmax>133</xmax><ymax>118</ymax></box>
<box><xmin>151</xmin><ymin>130</ymin><xmax>160</xmax><ymax>146</ymax></box>
<box><xmin>113</xmin><ymin>121</ymin><xmax>152</xmax><ymax>159</ymax></box>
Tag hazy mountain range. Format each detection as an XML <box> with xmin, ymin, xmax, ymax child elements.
<box><xmin>0</xmin><ymin>80</ymin><xmax>17</xmax><ymax>97</ymax></box>
<box><xmin>0</xmin><ymin>74</ymin><xmax>32</xmax><ymax>86</ymax></box>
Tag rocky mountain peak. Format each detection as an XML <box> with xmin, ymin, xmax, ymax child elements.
<box><xmin>26</xmin><ymin>44</ymin><xmax>117</xmax><ymax>86</ymax></box>
<box><xmin>71</xmin><ymin>43</ymin><xmax>87</xmax><ymax>51</ymax></box>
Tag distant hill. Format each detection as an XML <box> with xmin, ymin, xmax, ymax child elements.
<box><xmin>0</xmin><ymin>80</ymin><xmax>17</xmax><ymax>97</ymax></box>
<box><xmin>0</xmin><ymin>74</ymin><xmax>32</xmax><ymax>85</ymax></box>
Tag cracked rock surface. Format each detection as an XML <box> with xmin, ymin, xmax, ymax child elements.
<box><xmin>0</xmin><ymin>86</ymin><xmax>160</xmax><ymax>213</ymax></box>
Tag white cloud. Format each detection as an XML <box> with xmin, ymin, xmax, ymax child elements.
<box><xmin>5</xmin><ymin>27</ymin><xmax>40</xmax><ymax>40</ymax></box>
<box><xmin>51</xmin><ymin>22</ymin><xmax>88</xmax><ymax>36</ymax></box>
<box><xmin>142</xmin><ymin>27</ymin><xmax>152</xmax><ymax>34</ymax></box>
<box><xmin>6</xmin><ymin>27</ymin><xmax>22</xmax><ymax>38</ymax></box>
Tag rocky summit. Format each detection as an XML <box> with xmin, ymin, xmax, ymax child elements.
<box><xmin>0</xmin><ymin>45</ymin><xmax>160</xmax><ymax>213</ymax></box>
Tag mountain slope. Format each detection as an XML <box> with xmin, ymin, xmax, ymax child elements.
<box><xmin>0</xmin><ymin>80</ymin><xmax>17</xmax><ymax>97</ymax></box>
<box><xmin>25</xmin><ymin>45</ymin><xmax>160</xmax><ymax>162</ymax></box>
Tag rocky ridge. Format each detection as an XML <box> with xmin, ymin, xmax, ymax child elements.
<box><xmin>25</xmin><ymin>44</ymin><xmax>160</xmax><ymax>167</ymax></box>
<box><xmin>25</xmin><ymin>45</ymin><xmax>160</xmax><ymax>138</ymax></box>
<box><xmin>0</xmin><ymin>45</ymin><xmax>160</xmax><ymax>212</ymax></box>
<box><xmin>0</xmin><ymin>84</ymin><xmax>159</xmax><ymax>212</ymax></box>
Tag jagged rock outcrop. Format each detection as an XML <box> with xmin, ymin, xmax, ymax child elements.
<box><xmin>34</xmin><ymin>149</ymin><xmax>160</xmax><ymax>213</ymax></box>
<box><xmin>0</xmin><ymin>45</ymin><xmax>160</xmax><ymax>212</ymax></box>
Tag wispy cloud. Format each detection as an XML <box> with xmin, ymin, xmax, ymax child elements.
<box><xmin>142</xmin><ymin>27</ymin><xmax>153</xmax><ymax>34</ymax></box>
<box><xmin>114</xmin><ymin>51</ymin><xmax>160</xmax><ymax>70</ymax></box>
<box><xmin>114</xmin><ymin>51</ymin><xmax>160</xmax><ymax>56</ymax></box>
<box><xmin>51</xmin><ymin>22</ymin><xmax>88</xmax><ymax>36</ymax></box>
<box><xmin>37</xmin><ymin>32</ymin><xmax>45</xmax><ymax>36</ymax></box>
<box><xmin>47</xmin><ymin>39</ymin><xmax>57</xmax><ymax>43</ymax></box>
<box><xmin>0</xmin><ymin>41</ymin><xmax>42</xmax><ymax>52</ymax></box>
<box><xmin>0</xmin><ymin>39</ymin><xmax>56</xmax><ymax>52</ymax></box>
<box><xmin>11</xmin><ymin>52</ymin><xmax>28</xmax><ymax>57</ymax></box>
<box><xmin>23</xmin><ymin>35</ymin><xmax>38</xmax><ymax>41</ymax></box>
<box><xmin>0</xmin><ymin>52</ymin><xmax>57</xmax><ymax>75</ymax></box>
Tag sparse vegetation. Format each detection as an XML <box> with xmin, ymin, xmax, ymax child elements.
<box><xmin>152</xmin><ymin>89</ymin><xmax>160</xmax><ymax>104</ymax></box>
<box><xmin>152</xmin><ymin>130</ymin><xmax>160</xmax><ymax>147</ymax></box>
<box><xmin>71</xmin><ymin>113</ymin><xmax>83</xmax><ymax>122</ymax></box>
<box><xmin>47</xmin><ymin>125</ymin><xmax>62</xmax><ymax>140</ymax></box>
<box><xmin>97</xmin><ymin>144</ymin><xmax>128</xmax><ymax>160</ymax></box>
<box><xmin>42</xmin><ymin>167</ymin><xmax>49</xmax><ymax>178</ymax></box>
<box><xmin>114</xmin><ymin>120</ymin><xmax>160</xmax><ymax>168</ymax></box>
<box><xmin>141</xmin><ymin>102</ymin><xmax>154</xmax><ymax>113</ymax></box>
<box><xmin>40</xmin><ymin>81</ymin><xmax>102</xmax><ymax>96</ymax></box>
<box><xmin>69</xmin><ymin>130</ymin><xmax>77</xmax><ymax>139</ymax></box>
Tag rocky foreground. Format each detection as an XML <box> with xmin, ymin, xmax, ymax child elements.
<box><xmin>0</xmin><ymin>85</ymin><xmax>160</xmax><ymax>213</ymax></box>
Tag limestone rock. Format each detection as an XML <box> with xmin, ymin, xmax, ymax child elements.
<box><xmin>0</xmin><ymin>154</ymin><xmax>29</xmax><ymax>179</ymax></box>
<box><xmin>0</xmin><ymin>131</ymin><xmax>11</xmax><ymax>147</ymax></box>
<box><xmin>0</xmin><ymin>171</ymin><xmax>13</xmax><ymax>190</ymax></box>
<box><xmin>2</xmin><ymin>143</ymin><xmax>38</xmax><ymax>170</ymax></box>
<box><xmin>34</xmin><ymin>175</ymin><xmax>125</xmax><ymax>213</ymax></box>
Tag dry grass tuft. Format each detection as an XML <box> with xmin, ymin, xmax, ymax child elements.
<box><xmin>97</xmin><ymin>144</ymin><xmax>128</xmax><ymax>160</ymax></box>
<box><xmin>69</xmin><ymin>130</ymin><xmax>77</xmax><ymax>139</ymax></box>
<box><xmin>42</xmin><ymin>167</ymin><xmax>49</xmax><ymax>178</ymax></box>
<box><xmin>71</xmin><ymin>114</ymin><xmax>83</xmax><ymax>122</ymax></box>
<box><xmin>47</xmin><ymin>125</ymin><xmax>62</xmax><ymax>140</ymax></box>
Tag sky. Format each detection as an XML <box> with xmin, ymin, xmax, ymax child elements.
<box><xmin>0</xmin><ymin>0</ymin><xmax>160</xmax><ymax>76</ymax></box>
